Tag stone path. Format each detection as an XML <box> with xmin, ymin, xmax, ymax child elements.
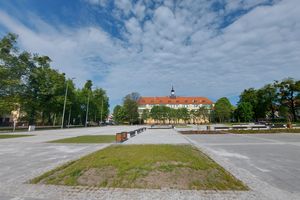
<box><xmin>124</xmin><ymin>128</ymin><xmax>189</xmax><ymax>144</ymax></box>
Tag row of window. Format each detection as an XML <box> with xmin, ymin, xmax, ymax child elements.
<box><xmin>142</xmin><ymin>100</ymin><xmax>207</xmax><ymax>104</ymax></box>
<box><xmin>140</xmin><ymin>104</ymin><xmax>210</xmax><ymax>108</ymax></box>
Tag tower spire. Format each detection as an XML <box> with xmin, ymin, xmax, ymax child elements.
<box><xmin>170</xmin><ymin>86</ymin><xmax>176</xmax><ymax>98</ymax></box>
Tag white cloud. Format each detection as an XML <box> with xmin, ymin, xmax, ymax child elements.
<box><xmin>133</xmin><ymin>1</ymin><xmax>146</xmax><ymax>21</ymax></box>
<box><xmin>0</xmin><ymin>0</ymin><xmax>300</xmax><ymax>108</ymax></box>
<box><xmin>115</xmin><ymin>0</ymin><xmax>132</xmax><ymax>16</ymax></box>
<box><xmin>84</xmin><ymin>0</ymin><xmax>108</xmax><ymax>7</ymax></box>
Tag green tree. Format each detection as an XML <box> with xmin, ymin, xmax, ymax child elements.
<box><xmin>21</xmin><ymin>56</ymin><xmax>66</xmax><ymax>125</ymax></box>
<box><xmin>113</xmin><ymin>105</ymin><xmax>126</xmax><ymax>124</ymax></box>
<box><xmin>239</xmin><ymin>88</ymin><xmax>261</xmax><ymax>120</ymax></box>
<box><xmin>90</xmin><ymin>88</ymin><xmax>109</xmax><ymax>123</ymax></box>
<box><xmin>177</xmin><ymin>108</ymin><xmax>189</xmax><ymax>123</ymax></box>
<box><xmin>141</xmin><ymin>109</ymin><xmax>150</xmax><ymax>123</ymax></box>
<box><xmin>123</xmin><ymin>93</ymin><xmax>139</xmax><ymax>124</ymax></box>
<box><xmin>276</xmin><ymin>78</ymin><xmax>300</xmax><ymax>122</ymax></box>
<box><xmin>257</xmin><ymin>84</ymin><xmax>278</xmax><ymax>121</ymax></box>
<box><xmin>235</xmin><ymin>102</ymin><xmax>254</xmax><ymax>122</ymax></box>
<box><xmin>214</xmin><ymin>97</ymin><xmax>233</xmax><ymax>122</ymax></box>
<box><xmin>0</xmin><ymin>33</ymin><xmax>111</xmax><ymax>127</ymax></box>
<box><xmin>196</xmin><ymin>107</ymin><xmax>210</xmax><ymax>124</ymax></box>
<box><xmin>0</xmin><ymin>33</ymin><xmax>28</xmax><ymax>115</ymax></box>
<box><xmin>150</xmin><ymin>106</ymin><xmax>163</xmax><ymax>123</ymax></box>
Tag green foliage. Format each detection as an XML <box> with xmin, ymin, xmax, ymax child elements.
<box><xmin>0</xmin><ymin>33</ymin><xmax>109</xmax><ymax>126</ymax></box>
<box><xmin>123</xmin><ymin>93</ymin><xmax>139</xmax><ymax>124</ymax></box>
<box><xmin>276</xmin><ymin>78</ymin><xmax>300</xmax><ymax>122</ymax></box>
<box><xmin>113</xmin><ymin>105</ymin><xmax>126</xmax><ymax>124</ymax></box>
<box><xmin>147</xmin><ymin>106</ymin><xmax>210</xmax><ymax>124</ymax></box>
<box><xmin>113</xmin><ymin>93</ymin><xmax>140</xmax><ymax>124</ymax></box>
<box><xmin>150</xmin><ymin>105</ymin><xmax>167</xmax><ymax>122</ymax></box>
<box><xmin>236</xmin><ymin>78</ymin><xmax>299</xmax><ymax>122</ymax></box>
<box><xmin>235</xmin><ymin>102</ymin><xmax>253</xmax><ymax>122</ymax></box>
<box><xmin>214</xmin><ymin>97</ymin><xmax>233</xmax><ymax>122</ymax></box>
<box><xmin>141</xmin><ymin>109</ymin><xmax>150</xmax><ymax>121</ymax></box>
<box><xmin>177</xmin><ymin>107</ymin><xmax>190</xmax><ymax>122</ymax></box>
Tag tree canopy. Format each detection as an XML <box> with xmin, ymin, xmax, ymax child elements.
<box><xmin>214</xmin><ymin>97</ymin><xmax>233</xmax><ymax>122</ymax></box>
<box><xmin>0</xmin><ymin>33</ymin><xmax>109</xmax><ymax>126</ymax></box>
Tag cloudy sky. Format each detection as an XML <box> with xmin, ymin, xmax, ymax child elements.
<box><xmin>0</xmin><ymin>0</ymin><xmax>299</xmax><ymax>108</ymax></box>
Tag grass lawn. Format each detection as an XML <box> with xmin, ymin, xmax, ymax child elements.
<box><xmin>226</xmin><ymin>129</ymin><xmax>300</xmax><ymax>134</ymax></box>
<box><xmin>175</xmin><ymin>125</ymin><xmax>192</xmax><ymax>128</ymax></box>
<box><xmin>30</xmin><ymin>144</ymin><xmax>247</xmax><ymax>190</ymax></box>
<box><xmin>48</xmin><ymin>135</ymin><xmax>115</xmax><ymax>143</ymax></box>
<box><xmin>0</xmin><ymin>134</ymin><xmax>33</xmax><ymax>139</ymax></box>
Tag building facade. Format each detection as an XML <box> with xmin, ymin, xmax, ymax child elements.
<box><xmin>137</xmin><ymin>87</ymin><xmax>214</xmax><ymax>124</ymax></box>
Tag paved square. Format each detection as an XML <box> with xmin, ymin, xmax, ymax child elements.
<box><xmin>186</xmin><ymin>133</ymin><xmax>300</xmax><ymax>199</ymax></box>
<box><xmin>1</xmin><ymin>127</ymin><xmax>300</xmax><ymax>199</ymax></box>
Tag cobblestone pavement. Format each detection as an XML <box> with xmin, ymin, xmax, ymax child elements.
<box><xmin>1</xmin><ymin>127</ymin><xmax>299</xmax><ymax>199</ymax></box>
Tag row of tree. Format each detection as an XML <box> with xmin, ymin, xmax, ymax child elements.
<box><xmin>0</xmin><ymin>33</ymin><xmax>109</xmax><ymax>126</ymax></box>
<box><xmin>142</xmin><ymin>106</ymin><xmax>210</xmax><ymax>124</ymax></box>
<box><xmin>214</xmin><ymin>78</ymin><xmax>300</xmax><ymax>123</ymax></box>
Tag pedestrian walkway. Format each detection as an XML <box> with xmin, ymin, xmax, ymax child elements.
<box><xmin>124</xmin><ymin>128</ymin><xmax>189</xmax><ymax>144</ymax></box>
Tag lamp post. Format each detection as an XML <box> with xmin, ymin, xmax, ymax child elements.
<box><xmin>100</xmin><ymin>98</ymin><xmax>103</xmax><ymax>123</ymax></box>
<box><xmin>67</xmin><ymin>107</ymin><xmax>72</xmax><ymax>128</ymax></box>
<box><xmin>61</xmin><ymin>77</ymin><xmax>75</xmax><ymax>129</ymax></box>
<box><xmin>85</xmin><ymin>93</ymin><xmax>90</xmax><ymax>127</ymax></box>
<box><xmin>85</xmin><ymin>86</ymin><xmax>95</xmax><ymax>127</ymax></box>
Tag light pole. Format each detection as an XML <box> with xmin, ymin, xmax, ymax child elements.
<box><xmin>61</xmin><ymin>77</ymin><xmax>75</xmax><ymax>129</ymax></box>
<box><xmin>85</xmin><ymin>93</ymin><xmax>90</xmax><ymax>127</ymax></box>
<box><xmin>100</xmin><ymin>98</ymin><xmax>103</xmax><ymax>123</ymax></box>
<box><xmin>67</xmin><ymin>107</ymin><xmax>72</xmax><ymax>128</ymax></box>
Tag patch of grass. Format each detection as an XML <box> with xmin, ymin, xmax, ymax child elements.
<box><xmin>48</xmin><ymin>135</ymin><xmax>115</xmax><ymax>143</ymax></box>
<box><xmin>180</xmin><ymin>131</ymin><xmax>226</xmax><ymax>135</ymax></box>
<box><xmin>0</xmin><ymin>134</ymin><xmax>33</xmax><ymax>139</ymax></box>
<box><xmin>226</xmin><ymin>129</ymin><xmax>300</xmax><ymax>134</ymax></box>
<box><xmin>30</xmin><ymin>144</ymin><xmax>248</xmax><ymax>190</ymax></box>
<box><xmin>175</xmin><ymin>125</ymin><xmax>192</xmax><ymax>128</ymax></box>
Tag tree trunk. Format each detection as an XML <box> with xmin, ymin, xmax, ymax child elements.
<box><xmin>28</xmin><ymin>108</ymin><xmax>35</xmax><ymax>125</ymax></box>
<box><xmin>290</xmin><ymin>97</ymin><xmax>297</xmax><ymax>122</ymax></box>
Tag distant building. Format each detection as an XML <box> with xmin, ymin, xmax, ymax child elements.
<box><xmin>137</xmin><ymin>87</ymin><xmax>214</xmax><ymax>124</ymax></box>
<box><xmin>0</xmin><ymin>106</ymin><xmax>21</xmax><ymax>126</ymax></box>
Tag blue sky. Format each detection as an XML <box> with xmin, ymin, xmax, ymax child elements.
<box><xmin>0</xmin><ymin>0</ymin><xmax>299</xmax><ymax>108</ymax></box>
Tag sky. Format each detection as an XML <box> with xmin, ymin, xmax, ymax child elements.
<box><xmin>0</xmin><ymin>0</ymin><xmax>299</xmax><ymax>108</ymax></box>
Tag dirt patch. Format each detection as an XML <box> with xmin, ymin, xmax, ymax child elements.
<box><xmin>136</xmin><ymin>167</ymin><xmax>208</xmax><ymax>189</ymax></box>
<box><xmin>180</xmin><ymin>131</ymin><xmax>227</xmax><ymax>134</ymax></box>
<box><xmin>77</xmin><ymin>167</ymin><xmax>117</xmax><ymax>186</ymax></box>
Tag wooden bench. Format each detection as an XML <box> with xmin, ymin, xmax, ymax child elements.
<box><xmin>232</xmin><ymin>126</ymin><xmax>248</xmax><ymax>130</ymax></box>
<box><xmin>271</xmin><ymin>124</ymin><xmax>286</xmax><ymax>128</ymax></box>
<box><xmin>250</xmin><ymin>125</ymin><xmax>268</xmax><ymax>130</ymax></box>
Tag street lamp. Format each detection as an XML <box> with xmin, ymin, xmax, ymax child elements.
<box><xmin>85</xmin><ymin>86</ymin><xmax>95</xmax><ymax>127</ymax></box>
<box><xmin>85</xmin><ymin>92</ymin><xmax>90</xmax><ymax>127</ymax></box>
<box><xmin>100</xmin><ymin>98</ymin><xmax>104</xmax><ymax>123</ymax></box>
<box><xmin>61</xmin><ymin>77</ymin><xmax>75</xmax><ymax>129</ymax></box>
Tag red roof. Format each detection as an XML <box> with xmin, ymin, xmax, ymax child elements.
<box><xmin>138</xmin><ymin>96</ymin><xmax>213</xmax><ymax>105</ymax></box>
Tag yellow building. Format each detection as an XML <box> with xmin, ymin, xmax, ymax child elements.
<box><xmin>138</xmin><ymin>87</ymin><xmax>214</xmax><ymax>124</ymax></box>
